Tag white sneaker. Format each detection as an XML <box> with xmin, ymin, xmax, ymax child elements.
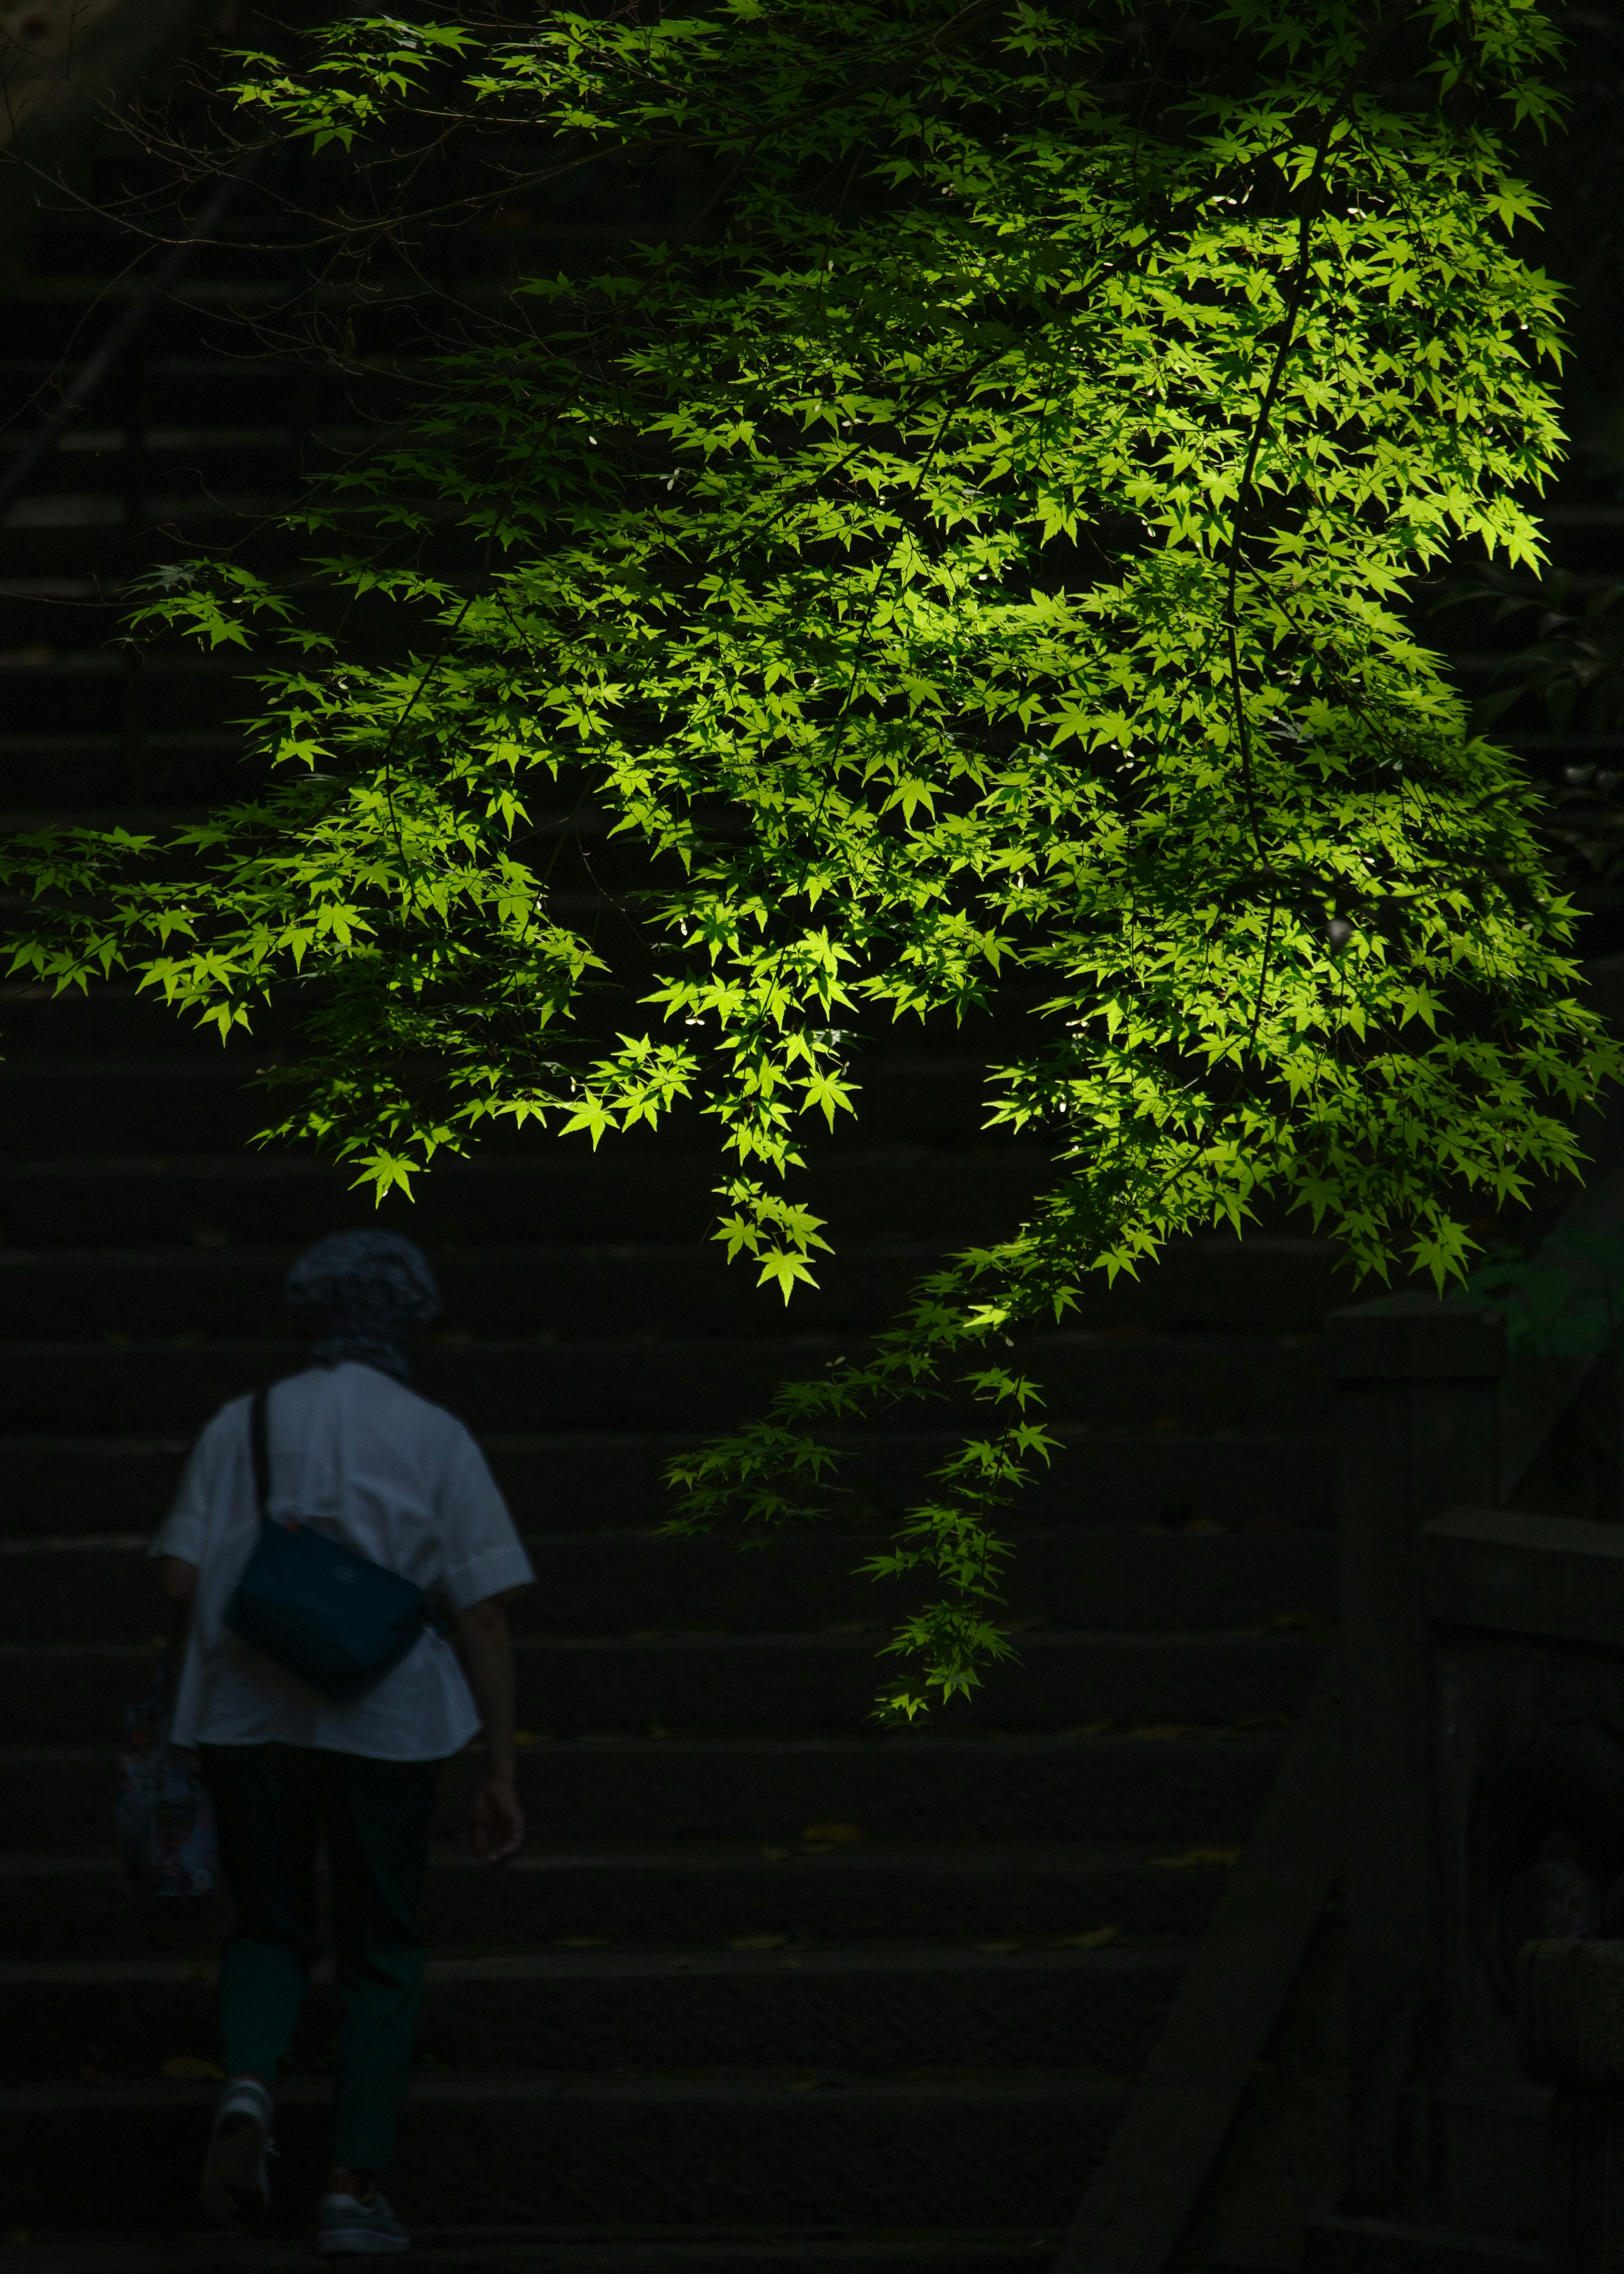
<box><xmin>199</xmin><ymin>2074</ymin><xmax>274</xmax><ymax>2228</ymax></box>
<box><xmin>317</xmin><ymin>2190</ymin><xmax>411</xmax><ymax>2254</ymax></box>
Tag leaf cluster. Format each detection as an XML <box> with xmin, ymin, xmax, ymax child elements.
<box><xmin>4</xmin><ymin>0</ymin><xmax>1618</xmax><ymax>1714</ymax></box>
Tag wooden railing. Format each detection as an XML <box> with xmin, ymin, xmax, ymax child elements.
<box><xmin>1329</xmin><ymin>1161</ymin><xmax>1624</xmax><ymax>2266</ymax></box>
<box><xmin>1060</xmin><ymin>1065</ymin><xmax>1624</xmax><ymax>2274</ymax></box>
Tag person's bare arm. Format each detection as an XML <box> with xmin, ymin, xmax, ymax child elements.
<box><xmin>453</xmin><ymin>1594</ymin><xmax>525</xmax><ymax>1863</ymax></box>
<box><xmin>158</xmin><ymin>1556</ymin><xmax>199</xmax><ymax>1602</ymax></box>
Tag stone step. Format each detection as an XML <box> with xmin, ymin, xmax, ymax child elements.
<box><xmin>0</xmin><ymin>512</ymin><xmax>310</xmax><ymax>580</ymax></box>
<box><xmin>0</xmin><ymin>1529</ymin><xmax>1335</xmax><ymax>1641</ymax></box>
<box><xmin>2</xmin><ymin>1729</ymin><xmax>1288</xmax><ymax>1852</ymax></box>
<box><xmin>0</xmin><ymin>804</ymin><xmax>208</xmax><ymax>841</ymax></box>
<box><xmin>0</xmin><ymin>270</ymin><xmax>390</xmax><ymax>330</ymax></box>
<box><xmin>0</xmin><ymin>652</ymin><xmax>1607</xmax><ymax>782</ymax></box>
<box><xmin>0</xmin><ymin>592</ymin><xmax>112</xmax><ymax>648</ymax></box>
<box><xmin>0</xmin><ymin>1419</ymin><xmax>1328</xmax><ymax>1546</ymax></box>
<box><xmin>0</xmin><ymin>579</ymin><xmax>411</xmax><ymax>663</ymax></box>
<box><xmin>0</xmin><ymin>1072</ymin><xmax>1328</xmax><ymax>1187</ymax></box>
<box><xmin>0</xmin><ymin>787</ymin><xmax>750</xmax><ymax>851</ymax></box>
<box><xmin>0</xmin><ymin>1032</ymin><xmax>937</xmax><ymax>1109</ymax></box>
<box><xmin>0</xmin><ymin>977</ymin><xmax>1053</xmax><ymax>1054</ymax></box>
<box><xmin>0</xmin><ymin>1631</ymin><xmax>1323</xmax><ymax>1744</ymax></box>
<box><xmin>0</xmin><ymin>996</ymin><xmax>1042</xmax><ymax>1073</ymax></box>
<box><xmin>0</xmin><ymin>2226</ymin><xmax>1067</xmax><ymax>2272</ymax></box>
<box><xmin>0</xmin><ymin>1063</ymin><xmax>1016</xmax><ymax>1158</ymax></box>
<box><xmin>0</xmin><ymin>1027</ymin><xmax>829</xmax><ymax>1120</ymax></box>
<box><xmin>0</xmin><ymin>1841</ymin><xmax>1233</xmax><ymax>1961</ymax></box>
<box><xmin>0</xmin><ymin>732</ymin><xmax>258</xmax><ymax>808</ymax></box>
<box><xmin>5</xmin><ymin>482</ymin><xmax>411</xmax><ymax>548</ymax></box>
<box><xmin>1</xmin><ymin>436</ymin><xmax>314</xmax><ymax>512</ymax></box>
<box><xmin>0</xmin><ymin>1329</ymin><xmax>1325</xmax><ymax>1435</ymax></box>
<box><xmin>0</xmin><ymin>352</ymin><xmax>397</xmax><ymax>433</ymax></box>
<box><xmin>1</xmin><ymin>1427</ymin><xmax>1333</xmax><ymax>1538</ymax></box>
<box><xmin>0</xmin><ymin>2068</ymin><xmax>1125</xmax><ymax>2229</ymax></box>
<box><xmin>0</xmin><ymin>1941</ymin><xmax>1184</xmax><ymax>2085</ymax></box>
<box><xmin>0</xmin><ymin>1149</ymin><xmax>1059</xmax><ymax>1249</ymax></box>
<box><xmin>0</xmin><ymin>661</ymin><xmax>249</xmax><ymax>737</ymax></box>
<box><xmin>0</xmin><ymin>1235</ymin><xmax>1343</xmax><ymax>1337</ymax></box>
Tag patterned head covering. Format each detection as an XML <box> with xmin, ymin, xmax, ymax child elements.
<box><xmin>284</xmin><ymin>1229</ymin><xmax>442</xmax><ymax>1384</ymax></box>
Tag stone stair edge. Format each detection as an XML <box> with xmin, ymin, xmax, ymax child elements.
<box><xmin>0</xmin><ymin>2072</ymin><xmax>1125</xmax><ymax>2226</ymax></box>
<box><xmin>0</xmin><ymin>1056</ymin><xmax>1009</xmax><ymax>1082</ymax></box>
<box><xmin>0</xmin><ymin>1835</ymin><xmax>1226</xmax><ymax>1876</ymax></box>
<box><xmin>0</xmin><ymin>1629</ymin><xmax>1326</xmax><ymax>1660</ymax></box>
<box><xmin>0</xmin><ymin>351</ymin><xmax>441</xmax><ymax>379</ymax></box>
<box><xmin>0</xmin><ymin>1522</ymin><xmax>1335</xmax><ymax>1553</ymax></box>
<box><xmin>0</xmin><ymin>1149</ymin><xmax>1058</xmax><ymax>1183</ymax></box>
<box><xmin>0</xmin><ymin>1728</ymin><xmax>1291</xmax><ymax>1846</ymax></box>
<box><xmin>0</xmin><ymin>1426</ymin><xmax>1332</xmax><ymax>1457</ymax></box>
<box><xmin>0</xmin><ymin>1329</ymin><xmax>1322</xmax><ymax>1355</ymax></box>
<box><xmin>0</xmin><ymin>1232</ymin><xmax>1338</xmax><ymax>1260</ymax></box>
<box><xmin>0</xmin><ymin>1941</ymin><xmax>1191</xmax><ymax>1988</ymax></box>
<box><xmin>0</xmin><ymin>1728</ymin><xmax>1291</xmax><ymax>1764</ymax></box>
<box><xmin>7</xmin><ymin>986</ymin><xmax>1049</xmax><ymax>1016</ymax></box>
<box><xmin>0</xmin><ymin>2231</ymin><xmax>1067</xmax><ymax>2271</ymax></box>
<box><xmin>0</xmin><ymin>2066</ymin><xmax>1127</xmax><ymax>2110</ymax></box>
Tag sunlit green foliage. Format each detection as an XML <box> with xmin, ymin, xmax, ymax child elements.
<box><xmin>5</xmin><ymin>0</ymin><xmax>1619</xmax><ymax>1713</ymax></box>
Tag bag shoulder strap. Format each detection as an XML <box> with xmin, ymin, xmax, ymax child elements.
<box><xmin>250</xmin><ymin>1386</ymin><xmax>272</xmax><ymax>1527</ymax></box>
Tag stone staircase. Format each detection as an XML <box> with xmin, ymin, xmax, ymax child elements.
<box><xmin>2</xmin><ymin>171</ymin><xmax>1343</xmax><ymax>2271</ymax></box>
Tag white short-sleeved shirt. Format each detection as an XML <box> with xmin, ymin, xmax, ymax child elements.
<box><xmin>149</xmin><ymin>1361</ymin><xmax>534</xmax><ymax>1760</ymax></box>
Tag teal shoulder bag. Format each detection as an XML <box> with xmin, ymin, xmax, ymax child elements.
<box><xmin>225</xmin><ymin>1385</ymin><xmax>432</xmax><ymax>1703</ymax></box>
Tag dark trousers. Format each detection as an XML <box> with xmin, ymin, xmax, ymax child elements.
<box><xmin>198</xmin><ymin>1742</ymin><xmax>445</xmax><ymax>2173</ymax></box>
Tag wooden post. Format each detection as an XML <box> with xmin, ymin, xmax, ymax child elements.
<box><xmin>1328</xmin><ymin>1294</ymin><xmax>1506</xmax><ymax>2221</ymax></box>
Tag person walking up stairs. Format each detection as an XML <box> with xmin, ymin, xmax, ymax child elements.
<box><xmin>151</xmin><ymin>1230</ymin><xmax>531</xmax><ymax>2255</ymax></box>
